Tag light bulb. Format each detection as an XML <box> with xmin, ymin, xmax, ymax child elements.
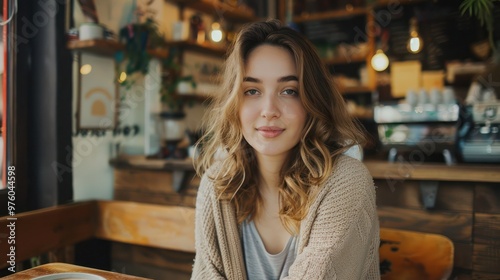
<box><xmin>371</xmin><ymin>49</ymin><xmax>389</xmax><ymax>71</ymax></box>
<box><xmin>407</xmin><ymin>18</ymin><xmax>423</xmax><ymax>54</ymax></box>
<box><xmin>407</xmin><ymin>33</ymin><xmax>423</xmax><ymax>53</ymax></box>
<box><xmin>80</xmin><ymin>64</ymin><xmax>92</xmax><ymax>75</ymax></box>
<box><xmin>210</xmin><ymin>22</ymin><xmax>223</xmax><ymax>43</ymax></box>
<box><xmin>118</xmin><ymin>71</ymin><xmax>127</xmax><ymax>83</ymax></box>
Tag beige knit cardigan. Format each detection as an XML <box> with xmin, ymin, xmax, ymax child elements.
<box><xmin>191</xmin><ymin>155</ymin><xmax>380</xmax><ymax>280</ymax></box>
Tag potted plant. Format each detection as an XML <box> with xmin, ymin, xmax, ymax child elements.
<box><xmin>116</xmin><ymin>17</ymin><xmax>196</xmax><ymax>158</ymax></box>
<box><xmin>460</xmin><ymin>0</ymin><xmax>500</xmax><ymax>61</ymax></box>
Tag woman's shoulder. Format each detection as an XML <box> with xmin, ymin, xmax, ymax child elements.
<box><xmin>198</xmin><ymin>161</ymin><xmax>224</xmax><ymax>196</ymax></box>
<box><xmin>330</xmin><ymin>154</ymin><xmax>372</xmax><ymax>182</ymax></box>
<box><xmin>321</xmin><ymin>155</ymin><xmax>375</xmax><ymax>199</ymax></box>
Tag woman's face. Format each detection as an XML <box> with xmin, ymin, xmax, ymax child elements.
<box><xmin>239</xmin><ymin>44</ymin><xmax>307</xmax><ymax>161</ymax></box>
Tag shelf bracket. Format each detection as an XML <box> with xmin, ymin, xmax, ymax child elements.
<box><xmin>419</xmin><ymin>181</ymin><xmax>439</xmax><ymax>209</ymax></box>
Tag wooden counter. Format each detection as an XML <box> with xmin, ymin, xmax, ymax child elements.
<box><xmin>111</xmin><ymin>155</ymin><xmax>500</xmax><ymax>183</ymax></box>
<box><xmin>364</xmin><ymin>160</ymin><xmax>500</xmax><ymax>183</ymax></box>
<box><xmin>366</xmin><ymin>159</ymin><xmax>500</xmax><ymax>279</ymax></box>
<box><xmin>110</xmin><ymin>156</ymin><xmax>500</xmax><ymax>279</ymax></box>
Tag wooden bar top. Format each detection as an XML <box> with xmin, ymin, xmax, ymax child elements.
<box><xmin>2</xmin><ymin>263</ymin><xmax>151</xmax><ymax>279</ymax></box>
<box><xmin>111</xmin><ymin>155</ymin><xmax>500</xmax><ymax>183</ymax></box>
<box><xmin>364</xmin><ymin>160</ymin><xmax>500</xmax><ymax>183</ymax></box>
<box><xmin>109</xmin><ymin>155</ymin><xmax>195</xmax><ymax>171</ymax></box>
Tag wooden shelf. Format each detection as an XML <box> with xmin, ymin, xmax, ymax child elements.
<box><xmin>341</xmin><ymin>86</ymin><xmax>373</xmax><ymax>94</ymax></box>
<box><xmin>165</xmin><ymin>0</ymin><xmax>258</xmax><ymax>22</ymax></box>
<box><xmin>167</xmin><ymin>40</ymin><xmax>227</xmax><ymax>57</ymax></box>
<box><xmin>110</xmin><ymin>156</ymin><xmax>195</xmax><ymax>171</ymax></box>
<box><xmin>67</xmin><ymin>39</ymin><xmax>124</xmax><ymax>56</ymax></box>
<box><xmin>67</xmin><ymin>39</ymin><xmax>170</xmax><ymax>59</ymax></box>
<box><xmin>293</xmin><ymin>0</ymin><xmax>430</xmax><ymax>23</ymax></box>
<box><xmin>175</xmin><ymin>93</ymin><xmax>212</xmax><ymax>103</ymax></box>
<box><xmin>373</xmin><ymin>0</ymin><xmax>430</xmax><ymax>8</ymax></box>
<box><xmin>294</xmin><ymin>7</ymin><xmax>368</xmax><ymax>23</ymax></box>
<box><xmin>324</xmin><ymin>54</ymin><xmax>366</xmax><ymax>65</ymax></box>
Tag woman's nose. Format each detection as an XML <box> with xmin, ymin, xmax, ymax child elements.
<box><xmin>261</xmin><ymin>94</ymin><xmax>280</xmax><ymax>119</ymax></box>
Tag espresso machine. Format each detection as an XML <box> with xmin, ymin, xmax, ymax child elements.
<box><xmin>374</xmin><ymin>88</ymin><xmax>460</xmax><ymax>165</ymax></box>
<box><xmin>458</xmin><ymin>102</ymin><xmax>500</xmax><ymax>163</ymax></box>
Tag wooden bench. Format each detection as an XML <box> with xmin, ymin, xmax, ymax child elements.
<box><xmin>0</xmin><ymin>200</ymin><xmax>454</xmax><ymax>279</ymax></box>
<box><xmin>0</xmin><ymin>200</ymin><xmax>195</xmax><ymax>270</ymax></box>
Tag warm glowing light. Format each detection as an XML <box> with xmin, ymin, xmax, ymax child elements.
<box><xmin>407</xmin><ymin>17</ymin><xmax>423</xmax><ymax>54</ymax></box>
<box><xmin>371</xmin><ymin>49</ymin><xmax>389</xmax><ymax>71</ymax></box>
<box><xmin>118</xmin><ymin>71</ymin><xmax>127</xmax><ymax>83</ymax></box>
<box><xmin>408</xmin><ymin>33</ymin><xmax>423</xmax><ymax>53</ymax></box>
<box><xmin>80</xmin><ymin>64</ymin><xmax>92</xmax><ymax>75</ymax></box>
<box><xmin>210</xmin><ymin>22</ymin><xmax>223</xmax><ymax>43</ymax></box>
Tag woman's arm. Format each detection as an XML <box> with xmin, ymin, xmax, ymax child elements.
<box><xmin>191</xmin><ymin>174</ymin><xmax>227</xmax><ymax>280</ymax></box>
<box><xmin>285</xmin><ymin>158</ymin><xmax>380</xmax><ymax>280</ymax></box>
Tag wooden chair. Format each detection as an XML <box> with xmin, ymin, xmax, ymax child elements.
<box><xmin>379</xmin><ymin>227</ymin><xmax>454</xmax><ymax>280</ymax></box>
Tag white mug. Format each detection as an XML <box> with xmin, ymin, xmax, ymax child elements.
<box><xmin>79</xmin><ymin>23</ymin><xmax>104</xmax><ymax>40</ymax></box>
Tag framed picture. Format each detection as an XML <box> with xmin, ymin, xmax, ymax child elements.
<box><xmin>75</xmin><ymin>53</ymin><xmax>119</xmax><ymax>130</ymax></box>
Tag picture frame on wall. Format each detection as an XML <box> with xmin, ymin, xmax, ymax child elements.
<box><xmin>75</xmin><ymin>53</ymin><xmax>119</xmax><ymax>130</ymax></box>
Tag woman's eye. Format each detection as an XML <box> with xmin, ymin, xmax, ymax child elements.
<box><xmin>244</xmin><ymin>89</ymin><xmax>259</xmax><ymax>95</ymax></box>
<box><xmin>282</xmin><ymin>89</ymin><xmax>298</xmax><ymax>96</ymax></box>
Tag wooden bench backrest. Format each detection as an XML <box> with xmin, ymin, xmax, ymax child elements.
<box><xmin>0</xmin><ymin>200</ymin><xmax>195</xmax><ymax>269</ymax></box>
<box><xmin>95</xmin><ymin>201</ymin><xmax>195</xmax><ymax>253</ymax></box>
<box><xmin>0</xmin><ymin>201</ymin><xmax>96</xmax><ymax>268</ymax></box>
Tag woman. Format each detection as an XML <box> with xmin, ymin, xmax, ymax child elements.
<box><xmin>192</xmin><ymin>19</ymin><xmax>380</xmax><ymax>280</ymax></box>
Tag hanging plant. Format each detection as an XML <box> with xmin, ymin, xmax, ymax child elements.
<box><xmin>460</xmin><ymin>0</ymin><xmax>499</xmax><ymax>54</ymax></box>
<box><xmin>115</xmin><ymin>17</ymin><xmax>195</xmax><ymax>110</ymax></box>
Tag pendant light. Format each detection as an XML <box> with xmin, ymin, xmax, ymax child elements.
<box><xmin>210</xmin><ymin>22</ymin><xmax>224</xmax><ymax>43</ymax></box>
<box><xmin>407</xmin><ymin>17</ymin><xmax>423</xmax><ymax>54</ymax></box>
<box><xmin>371</xmin><ymin>29</ymin><xmax>389</xmax><ymax>72</ymax></box>
<box><xmin>371</xmin><ymin>49</ymin><xmax>389</xmax><ymax>71</ymax></box>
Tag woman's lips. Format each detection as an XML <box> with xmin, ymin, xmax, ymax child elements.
<box><xmin>256</xmin><ymin>126</ymin><xmax>284</xmax><ymax>138</ymax></box>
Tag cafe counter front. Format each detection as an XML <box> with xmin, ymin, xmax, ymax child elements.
<box><xmin>109</xmin><ymin>155</ymin><xmax>500</xmax><ymax>279</ymax></box>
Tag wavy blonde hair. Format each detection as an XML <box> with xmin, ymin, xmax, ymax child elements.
<box><xmin>195</xmin><ymin>20</ymin><xmax>367</xmax><ymax>235</ymax></box>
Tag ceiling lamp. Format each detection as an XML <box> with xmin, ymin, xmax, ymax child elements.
<box><xmin>371</xmin><ymin>49</ymin><xmax>389</xmax><ymax>71</ymax></box>
<box><xmin>407</xmin><ymin>17</ymin><xmax>423</xmax><ymax>54</ymax></box>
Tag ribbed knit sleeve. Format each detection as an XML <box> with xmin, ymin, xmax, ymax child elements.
<box><xmin>191</xmin><ymin>171</ymin><xmax>227</xmax><ymax>280</ymax></box>
<box><xmin>284</xmin><ymin>156</ymin><xmax>380</xmax><ymax>280</ymax></box>
<box><xmin>191</xmin><ymin>164</ymin><xmax>247</xmax><ymax>280</ymax></box>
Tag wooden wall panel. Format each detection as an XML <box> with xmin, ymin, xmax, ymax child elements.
<box><xmin>378</xmin><ymin>206</ymin><xmax>473</xmax><ymax>242</ymax></box>
<box><xmin>114</xmin><ymin>169</ymin><xmax>199</xmax><ymax>196</ymax></box>
<box><xmin>473</xmin><ymin>244</ymin><xmax>500</xmax><ymax>274</ymax></box>
<box><xmin>475</xmin><ymin>184</ymin><xmax>500</xmax><ymax>214</ymax></box>
<box><xmin>112</xmin><ymin>243</ymin><xmax>194</xmax><ymax>273</ymax></box>
<box><xmin>112</xmin><ymin>260</ymin><xmax>190</xmax><ymax>280</ymax></box>
<box><xmin>454</xmin><ymin>243</ymin><xmax>473</xmax><ymax>270</ymax></box>
<box><xmin>375</xmin><ymin>180</ymin><xmax>474</xmax><ymax>212</ymax></box>
<box><xmin>474</xmin><ymin>213</ymin><xmax>500</xmax><ymax>245</ymax></box>
<box><xmin>114</xmin><ymin>169</ymin><xmax>199</xmax><ymax>208</ymax></box>
<box><xmin>449</xmin><ymin>268</ymin><xmax>472</xmax><ymax>280</ymax></box>
<box><xmin>471</xmin><ymin>272</ymin><xmax>500</xmax><ymax>279</ymax></box>
<box><xmin>114</xmin><ymin>190</ymin><xmax>196</xmax><ymax>208</ymax></box>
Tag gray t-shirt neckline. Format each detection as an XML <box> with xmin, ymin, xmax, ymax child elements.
<box><xmin>242</xmin><ymin>219</ymin><xmax>298</xmax><ymax>280</ymax></box>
